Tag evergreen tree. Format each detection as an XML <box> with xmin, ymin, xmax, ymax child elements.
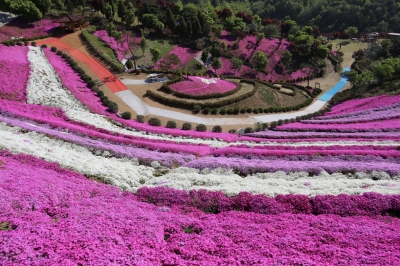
<box><xmin>192</xmin><ymin>17</ymin><xmax>202</xmax><ymax>36</ymax></box>
<box><xmin>165</xmin><ymin>7</ymin><xmax>176</xmax><ymax>32</ymax></box>
<box><xmin>179</xmin><ymin>18</ymin><xmax>187</xmax><ymax>36</ymax></box>
<box><xmin>104</xmin><ymin>3</ymin><xmax>114</xmax><ymax>21</ymax></box>
<box><xmin>117</xmin><ymin>0</ymin><xmax>127</xmax><ymax>19</ymax></box>
<box><xmin>187</xmin><ymin>20</ymin><xmax>192</xmax><ymax>35</ymax></box>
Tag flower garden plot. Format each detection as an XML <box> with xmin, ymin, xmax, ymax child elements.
<box><xmin>0</xmin><ymin>18</ymin><xmax>59</xmax><ymax>41</ymax></box>
<box><xmin>93</xmin><ymin>30</ymin><xmax>141</xmax><ymax>61</ymax></box>
<box><xmin>155</xmin><ymin>45</ymin><xmax>197</xmax><ymax>70</ymax></box>
<box><xmin>0</xmin><ymin>45</ymin><xmax>29</xmax><ymax>102</ymax></box>
<box><xmin>2</xmin><ymin>151</ymin><xmax>400</xmax><ymax>265</ymax></box>
<box><xmin>169</xmin><ymin>76</ymin><xmax>238</xmax><ymax>97</ymax></box>
<box><xmin>225</xmin><ymin>35</ymin><xmax>257</xmax><ymax>61</ymax></box>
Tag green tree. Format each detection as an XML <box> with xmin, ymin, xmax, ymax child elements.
<box><xmin>314</xmin><ymin>44</ymin><xmax>329</xmax><ymax>59</ymax></box>
<box><xmin>192</xmin><ymin>17</ymin><xmax>202</xmax><ymax>36</ymax></box>
<box><xmin>225</xmin><ymin>16</ymin><xmax>246</xmax><ymax>34</ymax></box>
<box><xmin>252</xmin><ymin>51</ymin><xmax>268</xmax><ymax>77</ymax></box>
<box><xmin>150</xmin><ymin>47</ymin><xmax>162</xmax><ymax>64</ymax></box>
<box><xmin>142</xmin><ymin>14</ymin><xmax>164</xmax><ymax>33</ymax></box>
<box><xmin>139</xmin><ymin>37</ymin><xmax>147</xmax><ymax>56</ymax></box>
<box><xmin>345</xmin><ymin>70</ymin><xmax>374</xmax><ymax>89</ymax></box>
<box><xmin>31</xmin><ymin>0</ymin><xmax>51</xmax><ymax>16</ymax></box>
<box><xmin>106</xmin><ymin>22</ymin><xmax>116</xmax><ymax>42</ymax></box>
<box><xmin>104</xmin><ymin>3</ymin><xmax>114</xmax><ymax>21</ymax></box>
<box><xmin>123</xmin><ymin>8</ymin><xmax>135</xmax><ymax>26</ymax></box>
<box><xmin>179</xmin><ymin>17</ymin><xmax>188</xmax><ymax>36</ymax></box>
<box><xmin>3</xmin><ymin>0</ymin><xmax>42</xmax><ymax>21</ymax></box>
<box><xmin>211</xmin><ymin>24</ymin><xmax>223</xmax><ymax>37</ymax></box>
<box><xmin>117</xmin><ymin>0</ymin><xmax>127</xmax><ymax>19</ymax></box>
<box><xmin>159</xmin><ymin>54</ymin><xmax>181</xmax><ymax>71</ymax></box>
<box><xmin>281</xmin><ymin>51</ymin><xmax>292</xmax><ymax>67</ymax></box>
<box><xmin>345</xmin><ymin>26</ymin><xmax>358</xmax><ymax>39</ymax></box>
<box><xmin>230</xmin><ymin>57</ymin><xmax>243</xmax><ymax>74</ymax></box>
<box><xmin>261</xmin><ymin>24</ymin><xmax>280</xmax><ymax>38</ymax></box>
<box><xmin>211</xmin><ymin>57</ymin><xmax>222</xmax><ymax>75</ymax></box>
<box><xmin>77</xmin><ymin>5</ymin><xmax>85</xmax><ymax>16</ymax></box>
<box><xmin>165</xmin><ymin>7</ymin><xmax>176</xmax><ymax>32</ymax></box>
<box><xmin>201</xmin><ymin>49</ymin><xmax>209</xmax><ymax>64</ymax></box>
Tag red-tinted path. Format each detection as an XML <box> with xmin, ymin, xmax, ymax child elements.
<box><xmin>36</xmin><ymin>38</ymin><xmax>128</xmax><ymax>93</ymax></box>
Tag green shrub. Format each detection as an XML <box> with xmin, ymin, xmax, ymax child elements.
<box><xmin>246</xmin><ymin>107</ymin><xmax>252</xmax><ymax>113</ymax></box>
<box><xmin>258</xmin><ymin>108</ymin><xmax>263</xmax><ymax>113</ymax></box>
<box><xmin>166</xmin><ymin>120</ymin><xmax>177</xmax><ymax>128</ymax></box>
<box><xmin>193</xmin><ymin>104</ymin><xmax>202</xmax><ymax>113</ymax></box>
<box><xmin>252</xmin><ymin>108</ymin><xmax>259</xmax><ymax>114</ymax></box>
<box><xmin>270</xmin><ymin>121</ymin><xmax>277</xmax><ymax>129</ymax></box>
<box><xmin>31</xmin><ymin>41</ymin><xmax>36</xmax><ymax>46</ymax></box>
<box><xmin>56</xmin><ymin>50</ymin><xmax>63</xmax><ymax>56</ymax></box>
<box><xmin>24</xmin><ymin>41</ymin><xmax>28</xmax><ymax>46</ymax></box>
<box><xmin>212</xmin><ymin>125</ymin><xmax>222</xmax><ymax>133</ymax></box>
<box><xmin>233</xmin><ymin>107</ymin><xmax>239</xmax><ymax>115</ymax></box>
<box><xmin>125</xmin><ymin>60</ymin><xmax>133</xmax><ymax>69</ymax></box>
<box><xmin>211</xmin><ymin>108</ymin><xmax>218</xmax><ymax>115</ymax></box>
<box><xmin>244</xmin><ymin>127</ymin><xmax>254</xmax><ymax>133</ymax></box>
<box><xmin>202</xmin><ymin>107</ymin><xmax>211</xmax><ymax>115</ymax></box>
<box><xmin>107</xmin><ymin>101</ymin><xmax>118</xmax><ymax>113</ymax></box>
<box><xmin>196</xmin><ymin>124</ymin><xmax>207</xmax><ymax>132</ymax></box>
<box><xmin>219</xmin><ymin>108</ymin><xmax>226</xmax><ymax>115</ymax></box>
<box><xmin>148</xmin><ymin>117</ymin><xmax>161</xmax><ymax>126</ymax></box>
<box><xmin>263</xmin><ymin>108</ymin><xmax>269</xmax><ymax>113</ymax></box>
<box><xmin>229</xmin><ymin>129</ymin><xmax>237</xmax><ymax>133</ymax></box>
<box><xmin>136</xmin><ymin>115</ymin><xmax>145</xmax><ymax>123</ymax></box>
<box><xmin>277</xmin><ymin>119</ymin><xmax>283</xmax><ymax>126</ymax></box>
<box><xmin>96</xmin><ymin>91</ymin><xmax>104</xmax><ymax>97</ymax></box>
<box><xmin>121</xmin><ymin>111</ymin><xmax>132</xmax><ymax>120</ymax></box>
<box><xmin>51</xmin><ymin>46</ymin><xmax>57</xmax><ymax>52</ymax></box>
<box><xmin>240</xmin><ymin>108</ymin><xmax>246</xmax><ymax>114</ymax></box>
<box><xmin>182</xmin><ymin>123</ymin><xmax>192</xmax><ymax>130</ymax></box>
<box><xmin>87</xmin><ymin>80</ymin><xmax>96</xmax><ymax>88</ymax></box>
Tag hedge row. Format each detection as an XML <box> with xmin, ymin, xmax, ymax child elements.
<box><xmin>80</xmin><ymin>30</ymin><xmax>125</xmax><ymax>73</ymax></box>
<box><xmin>147</xmin><ymin>79</ymin><xmax>259</xmax><ymax>109</ymax></box>
<box><xmin>47</xmin><ymin>45</ymin><xmax>119</xmax><ymax>113</ymax></box>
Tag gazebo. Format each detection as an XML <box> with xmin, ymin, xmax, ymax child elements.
<box><xmin>55</xmin><ymin>15</ymin><xmax>85</xmax><ymax>32</ymax></box>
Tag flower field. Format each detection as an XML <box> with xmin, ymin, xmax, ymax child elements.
<box><xmin>1</xmin><ymin>44</ymin><xmax>400</xmax><ymax>264</ymax></box>
<box><xmin>0</xmin><ymin>18</ymin><xmax>59</xmax><ymax>42</ymax></box>
<box><xmin>169</xmin><ymin>76</ymin><xmax>237</xmax><ymax>96</ymax></box>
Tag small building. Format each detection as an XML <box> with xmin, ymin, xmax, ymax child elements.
<box><xmin>54</xmin><ymin>15</ymin><xmax>85</xmax><ymax>32</ymax></box>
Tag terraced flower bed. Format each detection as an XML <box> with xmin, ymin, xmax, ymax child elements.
<box><xmin>0</xmin><ymin>18</ymin><xmax>59</xmax><ymax>42</ymax></box>
<box><xmin>1</xmin><ymin>44</ymin><xmax>400</xmax><ymax>264</ymax></box>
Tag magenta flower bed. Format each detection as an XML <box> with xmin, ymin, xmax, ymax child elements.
<box><xmin>257</xmin><ymin>38</ymin><xmax>280</xmax><ymax>56</ymax></box>
<box><xmin>156</xmin><ymin>45</ymin><xmax>197</xmax><ymax>70</ymax></box>
<box><xmin>137</xmin><ymin>186</ymin><xmax>400</xmax><ymax>216</ymax></box>
<box><xmin>1</xmin><ymin>150</ymin><xmax>400</xmax><ymax>265</ymax></box>
<box><xmin>326</xmin><ymin>95</ymin><xmax>400</xmax><ymax>117</ymax></box>
<box><xmin>93</xmin><ymin>30</ymin><xmax>140</xmax><ymax>61</ymax></box>
<box><xmin>0</xmin><ymin>18</ymin><xmax>59</xmax><ymax>41</ymax></box>
<box><xmin>169</xmin><ymin>76</ymin><xmax>237</xmax><ymax>96</ymax></box>
<box><xmin>0</xmin><ymin>45</ymin><xmax>29</xmax><ymax>102</ymax></box>
<box><xmin>227</xmin><ymin>35</ymin><xmax>257</xmax><ymax>60</ymax></box>
<box><xmin>218</xmin><ymin>30</ymin><xmax>237</xmax><ymax>48</ymax></box>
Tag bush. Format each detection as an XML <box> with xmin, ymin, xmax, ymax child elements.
<box><xmin>270</xmin><ymin>121</ymin><xmax>277</xmax><ymax>129</ymax></box>
<box><xmin>277</xmin><ymin>119</ymin><xmax>283</xmax><ymax>126</ymax></box>
<box><xmin>219</xmin><ymin>108</ymin><xmax>226</xmax><ymax>115</ymax></box>
<box><xmin>253</xmin><ymin>108</ymin><xmax>259</xmax><ymax>114</ymax></box>
<box><xmin>50</xmin><ymin>46</ymin><xmax>57</xmax><ymax>52</ymax></box>
<box><xmin>212</xmin><ymin>125</ymin><xmax>222</xmax><ymax>133</ymax></box>
<box><xmin>227</xmin><ymin>108</ymin><xmax>233</xmax><ymax>115</ymax></box>
<box><xmin>148</xmin><ymin>117</ymin><xmax>161</xmax><ymax>126</ymax></box>
<box><xmin>193</xmin><ymin>104</ymin><xmax>202</xmax><ymax>113</ymax></box>
<box><xmin>246</xmin><ymin>107</ymin><xmax>252</xmax><ymax>113</ymax></box>
<box><xmin>244</xmin><ymin>127</ymin><xmax>254</xmax><ymax>133</ymax></box>
<box><xmin>233</xmin><ymin>107</ymin><xmax>240</xmax><ymax>115</ymax></box>
<box><xmin>202</xmin><ymin>107</ymin><xmax>211</xmax><ymax>115</ymax></box>
<box><xmin>136</xmin><ymin>115</ymin><xmax>145</xmax><ymax>123</ymax></box>
<box><xmin>125</xmin><ymin>60</ymin><xmax>133</xmax><ymax>69</ymax></box>
<box><xmin>258</xmin><ymin>108</ymin><xmax>263</xmax><ymax>113</ymax></box>
<box><xmin>166</xmin><ymin>120</ymin><xmax>177</xmax><ymax>128</ymax></box>
<box><xmin>182</xmin><ymin>123</ymin><xmax>192</xmax><ymax>130</ymax></box>
<box><xmin>121</xmin><ymin>111</ymin><xmax>132</xmax><ymax>120</ymax></box>
<box><xmin>87</xmin><ymin>80</ymin><xmax>96</xmax><ymax>88</ymax></box>
<box><xmin>263</xmin><ymin>108</ymin><xmax>269</xmax><ymax>113</ymax></box>
<box><xmin>96</xmin><ymin>91</ymin><xmax>104</xmax><ymax>97</ymax></box>
<box><xmin>211</xmin><ymin>108</ymin><xmax>218</xmax><ymax>115</ymax></box>
<box><xmin>196</xmin><ymin>124</ymin><xmax>207</xmax><ymax>132</ymax></box>
<box><xmin>229</xmin><ymin>129</ymin><xmax>237</xmax><ymax>133</ymax></box>
<box><xmin>24</xmin><ymin>41</ymin><xmax>28</xmax><ymax>46</ymax></box>
<box><xmin>107</xmin><ymin>101</ymin><xmax>118</xmax><ymax>113</ymax></box>
<box><xmin>31</xmin><ymin>41</ymin><xmax>36</xmax><ymax>46</ymax></box>
<box><xmin>240</xmin><ymin>108</ymin><xmax>246</xmax><ymax>114</ymax></box>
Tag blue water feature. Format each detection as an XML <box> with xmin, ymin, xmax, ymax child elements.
<box><xmin>318</xmin><ymin>67</ymin><xmax>351</xmax><ymax>102</ymax></box>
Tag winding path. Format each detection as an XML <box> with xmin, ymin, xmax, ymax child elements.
<box><xmin>36</xmin><ymin>36</ymin><xmax>351</xmax><ymax>126</ymax></box>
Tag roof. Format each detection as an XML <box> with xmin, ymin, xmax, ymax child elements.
<box><xmin>54</xmin><ymin>15</ymin><xmax>84</xmax><ymax>23</ymax></box>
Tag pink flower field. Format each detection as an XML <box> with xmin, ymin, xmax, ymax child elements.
<box><xmin>169</xmin><ymin>76</ymin><xmax>237</xmax><ymax>96</ymax></box>
<box><xmin>156</xmin><ymin>45</ymin><xmax>197</xmax><ymax>70</ymax></box>
<box><xmin>0</xmin><ymin>45</ymin><xmax>29</xmax><ymax>102</ymax></box>
<box><xmin>93</xmin><ymin>30</ymin><xmax>141</xmax><ymax>61</ymax></box>
<box><xmin>1</xmin><ymin>44</ymin><xmax>400</xmax><ymax>264</ymax></box>
<box><xmin>0</xmin><ymin>18</ymin><xmax>59</xmax><ymax>42</ymax></box>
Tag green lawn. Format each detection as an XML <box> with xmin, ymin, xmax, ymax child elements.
<box><xmin>136</xmin><ymin>37</ymin><xmax>174</xmax><ymax>66</ymax></box>
<box><xmin>259</xmin><ymin>85</ymin><xmax>280</xmax><ymax>107</ymax></box>
<box><xmin>82</xmin><ymin>30</ymin><xmax>124</xmax><ymax>68</ymax></box>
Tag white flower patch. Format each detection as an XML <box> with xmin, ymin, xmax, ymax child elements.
<box><xmin>26</xmin><ymin>46</ymin><xmax>89</xmax><ymax>112</ymax></box>
<box><xmin>0</xmin><ymin>122</ymin><xmax>154</xmax><ymax>191</ymax></box>
<box><xmin>142</xmin><ymin>167</ymin><xmax>400</xmax><ymax>196</ymax></box>
<box><xmin>195</xmin><ymin>76</ymin><xmax>219</xmax><ymax>84</ymax></box>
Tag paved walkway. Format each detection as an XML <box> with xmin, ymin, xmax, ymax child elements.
<box><xmin>35</xmin><ymin>36</ymin><xmax>350</xmax><ymax>126</ymax></box>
